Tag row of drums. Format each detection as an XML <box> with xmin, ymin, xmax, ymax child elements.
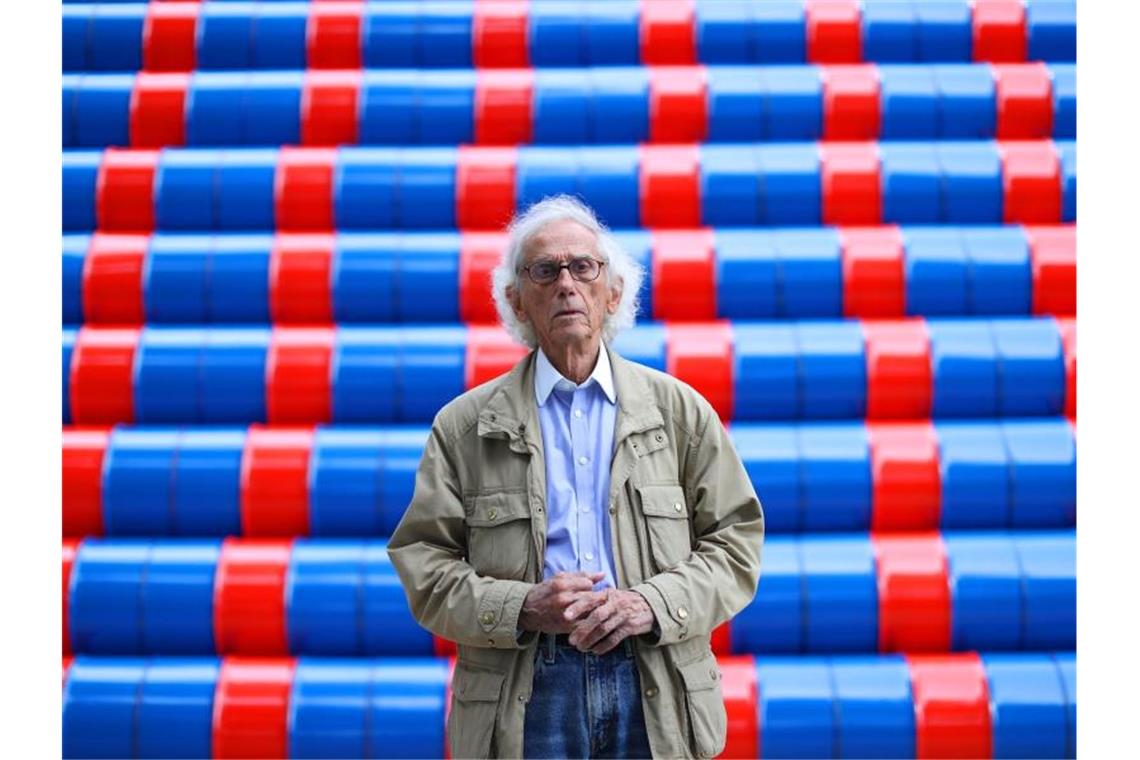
<box><xmin>63</xmin><ymin>652</ymin><xmax>1076</xmax><ymax>760</ymax></box>
<box><xmin>65</xmin><ymin>63</ymin><xmax>1076</xmax><ymax>149</ymax></box>
<box><xmin>63</xmin><ymin>532</ymin><xmax>1074</xmax><ymax>657</ymax></box>
<box><xmin>62</xmin><ymin>0</ymin><xmax>1077</xmax><ymax>73</ymax></box>
<box><xmin>63</xmin><ymin>419</ymin><xmax>1076</xmax><ymax>538</ymax></box>
<box><xmin>63</xmin><ymin>319</ymin><xmax>1077</xmax><ymax>425</ymax></box>
<box><xmin>63</xmin><ymin>141</ymin><xmax>1077</xmax><ymax>233</ymax></box>
<box><xmin>63</xmin><ymin>226</ymin><xmax>1076</xmax><ymax>325</ymax></box>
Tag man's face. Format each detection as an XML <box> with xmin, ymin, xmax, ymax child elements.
<box><xmin>507</xmin><ymin>219</ymin><xmax>623</xmax><ymax>352</ymax></box>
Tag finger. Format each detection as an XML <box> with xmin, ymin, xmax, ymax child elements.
<box><xmin>563</xmin><ymin>591</ymin><xmax>606</xmax><ymax>622</ymax></box>
<box><xmin>590</xmin><ymin>626</ymin><xmax>628</xmax><ymax>656</ymax></box>
<box><xmin>554</xmin><ymin>572</ymin><xmax>603</xmax><ymax>593</ymax></box>
<box><xmin>570</xmin><ymin>597</ymin><xmax>616</xmax><ymax>648</ymax></box>
<box><xmin>581</xmin><ymin>607</ymin><xmax>625</xmax><ymax>651</ymax></box>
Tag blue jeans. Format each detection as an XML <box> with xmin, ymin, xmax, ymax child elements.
<box><xmin>523</xmin><ymin>633</ymin><xmax>654</xmax><ymax>759</ymax></box>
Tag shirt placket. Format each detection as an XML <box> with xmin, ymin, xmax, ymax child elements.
<box><xmin>570</xmin><ymin>386</ymin><xmax>598</xmax><ymax>573</ymax></box>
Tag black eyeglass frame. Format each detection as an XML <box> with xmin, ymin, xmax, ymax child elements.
<box><xmin>519</xmin><ymin>257</ymin><xmax>607</xmax><ymax>285</ymax></box>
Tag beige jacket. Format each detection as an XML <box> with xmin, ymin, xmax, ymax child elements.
<box><xmin>387</xmin><ymin>343</ymin><xmax>765</xmax><ymax>759</ymax></box>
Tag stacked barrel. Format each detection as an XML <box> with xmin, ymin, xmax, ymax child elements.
<box><xmin>62</xmin><ymin>1</ymin><xmax>1076</xmax><ymax>758</ymax></box>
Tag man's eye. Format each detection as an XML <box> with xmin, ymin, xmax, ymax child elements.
<box><xmin>570</xmin><ymin>259</ymin><xmax>592</xmax><ymax>273</ymax></box>
<box><xmin>533</xmin><ymin>263</ymin><xmax>557</xmax><ymax>278</ymax></box>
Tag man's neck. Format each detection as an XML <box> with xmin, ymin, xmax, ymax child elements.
<box><xmin>541</xmin><ymin>339</ymin><xmax>601</xmax><ymax>385</ymax></box>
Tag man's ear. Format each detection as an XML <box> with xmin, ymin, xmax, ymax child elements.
<box><xmin>607</xmin><ymin>278</ymin><xmax>623</xmax><ymax>315</ymax></box>
<box><xmin>506</xmin><ymin>283</ymin><xmax>528</xmax><ymax>322</ymax></box>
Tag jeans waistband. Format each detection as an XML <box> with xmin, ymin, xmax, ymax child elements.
<box><xmin>541</xmin><ymin>632</ymin><xmax>635</xmax><ymax>659</ymax></box>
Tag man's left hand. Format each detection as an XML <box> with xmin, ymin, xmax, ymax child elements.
<box><xmin>566</xmin><ymin>588</ymin><xmax>656</xmax><ymax>654</ymax></box>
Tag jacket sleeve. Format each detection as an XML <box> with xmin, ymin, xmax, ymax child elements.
<box><xmin>631</xmin><ymin>397</ymin><xmax>765</xmax><ymax>647</ymax></box>
<box><xmin>386</xmin><ymin>417</ymin><xmax>537</xmax><ymax>650</ymax></box>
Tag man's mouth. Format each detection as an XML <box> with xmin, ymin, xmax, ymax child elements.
<box><xmin>555</xmin><ymin>310</ymin><xmax>582</xmax><ymax>318</ymax></box>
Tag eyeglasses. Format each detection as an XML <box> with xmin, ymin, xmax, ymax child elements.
<box><xmin>520</xmin><ymin>256</ymin><xmax>606</xmax><ymax>285</ymax></box>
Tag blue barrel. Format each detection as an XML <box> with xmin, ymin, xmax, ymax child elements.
<box><xmin>715</xmin><ymin>231</ymin><xmax>779</xmax><ymax>319</ymax></box>
<box><xmin>944</xmin><ymin>533</ymin><xmax>1022</xmax><ymax>650</ymax></box>
<box><xmin>136</xmin><ymin>659</ymin><xmax>221</xmax><ymax>759</ymax></box>
<box><xmin>881</xmin><ymin>142</ymin><xmax>941</xmax><ymax>222</ymax></box>
<box><xmin>63</xmin><ymin>329</ymin><xmax>76</xmax><ymax>423</ymax></box>
<box><xmin>199</xmin><ymin>327</ymin><xmax>270</xmax><ymax>422</ymax></box>
<box><xmin>173</xmin><ymin>429</ymin><xmax>245</xmax><ymax>536</ymax></box>
<box><xmin>1003</xmin><ymin>419</ymin><xmax>1076</xmax><ymax>528</ymax></box>
<box><xmin>914</xmin><ymin>2</ymin><xmax>973</xmax><ymax>62</ymax></box>
<box><xmin>290</xmin><ymin>660</ymin><xmax>371</xmax><ymax>758</ymax></box>
<box><xmin>530</xmin><ymin>1</ymin><xmax>586</xmax><ymax>67</ymax></box>
<box><xmin>517</xmin><ymin>148</ymin><xmax>579</xmax><ymax>210</ymax></box>
<box><xmin>310</xmin><ymin>429</ymin><xmax>386</xmax><ymax>535</ymax></box>
<box><xmin>89</xmin><ymin>5</ymin><xmax>144</xmax><ymax>72</ymax></box>
<box><xmin>1013</xmin><ymin>532</ymin><xmax>1076</xmax><ymax>649</ymax></box>
<box><xmin>143</xmin><ymin>542</ymin><xmax>221</xmax><ymax>654</ymax></box>
<box><xmin>69</xmin><ymin>540</ymin><xmax>148</xmax><ymax>654</ymax></box>
<box><xmin>288</xmin><ymin>540</ymin><xmax>368</xmax><ymax>655</ymax></box>
<box><xmin>375</xmin><ymin>430</ymin><xmax>430</xmax><ymax>535</ymax></box>
<box><xmin>731</xmin><ymin>536</ymin><xmax>801</xmax><ymax>653</ymax></box>
<box><xmin>904</xmin><ymin>227</ymin><xmax>969</xmax><ymax>315</ymax></box>
<box><xmin>71</xmin><ymin>74</ymin><xmax>132</xmax><ymax>148</ymax></box>
<box><xmin>103</xmin><ymin>428</ymin><xmax>180</xmax><ymax>535</ymax></box>
<box><xmin>332</xmin><ymin>328</ymin><xmax>401</xmax><ymax>423</ymax></box>
<box><xmin>63</xmin><ymin>236</ymin><xmax>87</xmax><ymax>325</ymax></box>
<box><xmin>63</xmin><ymin>151</ymin><xmax>100</xmax><ymax>232</ymax></box>
<box><xmin>1058</xmin><ymin>140</ymin><xmax>1076</xmax><ymax>222</ymax></box>
<box><xmin>990</xmin><ymin>318</ymin><xmax>1065</xmax><ymax>416</ymax></box>
<box><xmin>210</xmin><ymin>235</ymin><xmax>272</xmax><ymax>322</ymax></box>
<box><xmin>217</xmin><ymin>149</ymin><xmax>278</xmax><ymax>230</ymax></box>
<box><xmin>758</xmin><ymin>144</ymin><xmax>821</xmax><ymax>224</ymax></box>
<box><xmin>729</xmin><ymin>425</ymin><xmax>798</xmax><ymax>533</ymax></box>
<box><xmin>1027</xmin><ymin>0</ymin><xmax>1076</xmax><ymax>62</ymax></box>
<box><xmin>701</xmin><ymin>145</ymin><xmax>761</xmax><ymax>226</ymax></box>
<box><xmin>1053</xmin><ymin>652</ymin><xmax>1076</xmax><ymax>758</ymax></box>
<box><xmin>63</xmin><ymin>6</ymin><xmax>89</xmax><ymax>72</ymax></box>
<box><xmin>927</xmin><ymin>319</ymin><xmax>999</xmax><ymax>416</ymax></box>
<box><xmin>63</xmin><ymin>657</ymin><xmax>147</xmax><ymax>758</ymax></box>
<box><xmin>961</xmin><ymin>227</ymin><xmax>1032</xmax><ymax>315</ymax></box>
<box><xmin>583</xmin><ymin>0</ymin><xmax>638</xmax><ymax>66</ymax></box>
<box><xmin>763</xmin><ymin>68</ymin><xmax>822</xmax><ymax>141</ymax></box>
<box><xmin>777</xmin><ymin>229</ymin><xmax>842</xmax><ymax>316</ymax></box>
<box><xmin>752</xmin><ymin>1</ymin><xmax>806</xmax><ymax>63</ymax></box>
<box><xmin>733</xmin><ymin>324</ymin><xmax>797</xmax><ymax>419</ymax></box>
<box><xmin>399</xmin><ymin>326</ymin><xmax>466</xmax><ymax>421</ymax></box>
<box><xmin>362</xmin><ymin>543</ymin><xmax>436</xmax><ymax>655</ymax></box>
<box><xmin>398</xmin><ymin>234</ymin><xmax>461</xmax><ymax>321</ymax></box>
<box><xmin>186</xmin><ymin>72</ymin><xmax>247</xmax><ymax>146</ymax></box>
<box><xmin>144</xmin><ymin>235</ymin><xmax>210</xmax><ymax>323</ymax></box>
<box><xmin>932</xmin><ymin>64</ymin><xmax>996</xmax><ymax>138</ymax></box>
<box><xmin>578</xmin><ymin>146</ymin><xmax>640</xmax><ymax>228</ymax></box>
<box><xmin>862</xmin><ymin>0</ymin><xmax>918</xmax><ymax>62</ymax></box>
<box><xmin>251</xmin><ymin>2</ymin><xmax>307</xmax><ymax>70</ymax></box>
<box><xmin>795</xmin><ymin>322</ymin><xmax>866</xmax><ymax>418</ymax></box>
<box><xmin>197</xmin><ymin>3</ymin><xmax>254</xmax><ymax>70</ymax></box>
<box><xmin>879</xmin><ymin>66</ymin><xmax>938</xmax><ymax>137</ymax></box>
<box><xmin>63</xmin><ymin>75</ymin><xmax>78</xmax><ymax>147</ymax></box>
<box><xmin>696</xmin><ymin>2</ymin><xmax>757</xmax><ymax>66</ymax></box>
<box><xmin>937</xmin><ymin>142</ymin><xmax>1002</xmax><ymax>222</ymax></box>
<box><xmin>799</xmin><ymin>424</ymin><xmax>871</xmax><ymax>531</ymax></box>
<box><xmin>756</xmin><ymin>657</ymin><xmax>835</xmax><ymax>758</ymax></box>
<box><xmin>369</xmin><ymin>659</ymin><xmax>451</xmax><ymax>756</ymax></box>
<box><xmin>134</xmin><ymin>328</ymin><xmax>203</xmax><ymax>422</ymax></box>
<box><xmin>801</xmin><ymin>534</ymin><xmax>877</xmax><ymax>651</ymax></box>
<box><xmin>590</xmin><ymin>67</ymin><xmax>649</xmax><ymax>144</ymax></box>
<box><xmin>359</xmin><ymin>71</ymin><xmax>415</xmax><ymax>145</ymax></box>
<box><xmin>244</xmin><ymin>71</ymin><xmax>304</xmax><ymax>146</ymax></box>
<box><xmin>705</xmin><ymin>66</ymin><xmax>765</xmax><ymax>142</ymax></box>
<box><xmin>935</xmin><ymin>422</ymin><xmax>1010</xmax><ymax>528</ymax></box>
<box><xmin>331</xmin><ymin>235</ymin><xmax>399</xmax><ymax>323</ymax></box>
<box><xmin>399</xmin><ymin>148</ymin><xmax>458</xmax><ymax>229</ymax></box>
<box><xmin>611</xmin><ymin>322</ymin><xmax>666</xmax><ymax>373</ymax></box>
<box><xmin>155</xmin><ymin>149</ymin><xmax>221</xmax><ymax>231</ymax></box>
<box><xmin>983</xmin><ymin>653</ymin><xmax>1068</xmax><ymax>758</ymax></box>
<box><xmin>422</xmin><ymin>71</ymin><xmax>476</xmax><ymax>145</ymax></box>
<box><xmin>831</xmin><ymin>655</ymin><xmax>915</xmax><ymax>758</ymax></box>
<box><xmin>612</xmin><ymin>230</ymin><xmax>653</xmax><ymax>321</ymax></box>
<box><xmin>533</xmin><ymin>70</ymin><xmax>591</xmax><ymax>144</ymax></box>
<box><xmin>1052</xmin><ymin>64</ymin><xmax>1076</xmax><ymax>138</ymax></box>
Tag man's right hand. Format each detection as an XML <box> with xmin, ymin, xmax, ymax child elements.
<box><xmin>517</xmin><ymin>571</ymin><xmax>606</xmax><ymax>634</ymax></box>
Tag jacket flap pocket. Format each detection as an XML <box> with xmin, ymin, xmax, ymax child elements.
<box><xmin>637</xmin><ymin>484</ymin><xmax>689</xmax><ymax>519</ymax></box>
<box><xmin>466</xmin><ymin>490</ymin><xmax>531</xmax><ymax>528</ymax></box>
<box><xmin>452</xmin><ymin>663</ymin><xmax>507</xmax><ymax>703</ymax></box>
<box><xmin>677</xmin><ymin>652</ymin><xmax>721</xmax><ymax>692</ymax></box>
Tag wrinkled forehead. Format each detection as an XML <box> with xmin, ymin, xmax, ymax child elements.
<box><xmin>521</xmin><ymin>219</ymin><xmax>601</xmax><ymax>264</ymax></box>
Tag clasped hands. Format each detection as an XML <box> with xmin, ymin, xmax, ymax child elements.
<box><xmin>517</xmin><ymin>571</ymin><xmax>656</xmax><ymax>655</ymax></box>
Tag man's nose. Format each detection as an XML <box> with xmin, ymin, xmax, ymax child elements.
<box><xmin>553</xmin><ymin>265</ymin><xmax>577</xmax><ymax>290</ymax></box>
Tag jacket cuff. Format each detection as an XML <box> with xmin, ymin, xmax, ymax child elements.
<box><xmin>478</xmin><ymin>579</ymin><xmax>536</xmax><ymax>649</ymax></box>
<box><xmin>631</xmin><ymin>581</ymin><xmax>691</xmax><ymax>646</ymax></box>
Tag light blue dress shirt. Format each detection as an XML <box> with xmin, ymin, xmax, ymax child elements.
<box><xmin>534</xmin><ymin>343</ymin><xmax>619</xmax><ymax>591</ymax></box>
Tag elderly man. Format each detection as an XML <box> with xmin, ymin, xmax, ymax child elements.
<box><xmin>387</xmin><ymin>195</ymin><xmax>764</xmax><ymax>759</ymax></box>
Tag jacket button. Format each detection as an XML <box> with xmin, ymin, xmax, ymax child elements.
<box><xmin>676</xmin><ymin>606</ymin><xmax>689</xmax><ymax>619</ymax></box>
<box><xmin>488</xmin><ymin>508</ymin><xmax>498</xmax><ymax>520</ymax></box>
<box><xmin>673</xmin><ymin>502</ymin><xmax>683</xmax><ymax>512</ymax></box>
<box><xmin>518</xmin><ymin>694</ymin><xmax>526</xmax><ymax>702</ymax></box>
<box><xmin>487</xmin><ymin>639</ymin><xmax>495</xmax><ymax>646</ymax></box>
<box><xmin>710</xmin><ymin>668</ymin><xmax>719</xmax><ymax>679</ymax></box>
<box><xmin>644</xmin><ymin>687</ymin><xmax>658</xmax><ymax>698</ymax></box>
<box><xmin>480</xmin><ymin>611</ymin><xmax>496</xmax><ymax>625</ymax></box>
<box><xmin>656</xmin><ymin>433</ymin><xmax>664</xmax><ymax>443</ymax></box>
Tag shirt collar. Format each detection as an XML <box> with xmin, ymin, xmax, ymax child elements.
<box><xmin>534</xmin><ymin>342</ymin><xmax>617</xmax><ymax>407</ymax></box>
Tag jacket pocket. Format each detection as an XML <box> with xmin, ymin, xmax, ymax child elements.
<box><xmin>448</xmin><ymin>663</ymin><xmax>507</xmax><ymax>759</ymax></box>
<box><xmin>637</xmin><ymin>484</ymin><xmax>693</xmax><ymax>572</ymax></box>
<box><xmin>466</xmin><ymin>490</ymin><xmax>533</xmax><ymax>581</ymax></box>
<box><xmin>676</xmin><ymin>650</ymin><xmax>727</xmax><ymax>759</ymax></box>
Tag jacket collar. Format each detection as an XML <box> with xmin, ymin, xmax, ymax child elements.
<box><xmin>477</xmin><ymin>340</ymin><xmax>664</xmax><ymax>449</ymax></box>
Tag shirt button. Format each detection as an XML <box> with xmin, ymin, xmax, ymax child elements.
<box><xmin>578</xmin><ymin>456</ymin><xmax>588</xmax><ymax>465</ymax></box>
<box><xmin>645</xmin><ymin>687</ymin><xmax>658</xmax><ymax>698</ymax></box>
<box><xmin>584</xmin><ymin>552</ymin><xmax>594</xmax><ymax>561</ymax></box>
<box><xmin>580</xmin><ymin>506</ymin><xmax>590</xmax><ymax>513</ymax></box>
<box><xmin>574</xmin><ymin>409</ymin><xmax>583</xmax><ymax>419</ymax></box>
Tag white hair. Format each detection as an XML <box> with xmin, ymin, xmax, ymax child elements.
<box><xmin>491</xmin><ymin>195</ymin><xmax>644</xmax><ymax>349</ymax></box>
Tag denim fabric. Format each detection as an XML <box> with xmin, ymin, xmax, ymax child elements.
<box><xmin>523</xmin><ymin>634</ymin><xmax>654</xmax><ymax>759</ymax></box>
